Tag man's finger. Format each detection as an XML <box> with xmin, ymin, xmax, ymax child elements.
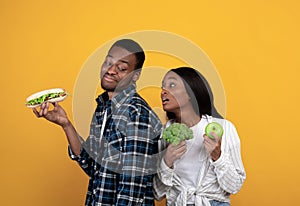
<box><xmin>42</xmin><ymin>102</ymin><xmax>49</xmax><ymax>116</ymax></box>
<box><xmin>32</xmin><ymin>108</ymin><xmax>40</xmax><ymax>117</ymax></box>
<box><xmin>39</xmin><ymin>104</ymin><xmax>44</xmax><ymax>116</ymax></box>
<box><xmin>52</xmin><ymin>102</ymin><xmax>59</xmax><ymax>111</ymax></box>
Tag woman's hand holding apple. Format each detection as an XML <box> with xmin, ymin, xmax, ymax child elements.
<box><xmin>203</xmin><ymin>133</ymin><xmax>222</xmax><ymax>161</ymax></box>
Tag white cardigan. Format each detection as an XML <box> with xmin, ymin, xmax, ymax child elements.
<box><xmin>153</xmin><ymin>115</ymin><xmax>246</xmax><ymax>206</ymax></box>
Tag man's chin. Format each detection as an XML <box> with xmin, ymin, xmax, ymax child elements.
<box><xmin>101</xmin><ymin>82</ymin><xmax>132</xmax><ymax>93</ymax></box>
<box><xmin>101</xmin><ymin>83</ymin><xmax>116</xmax><ymax>92</ymax></box>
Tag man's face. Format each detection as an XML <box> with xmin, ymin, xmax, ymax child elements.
<box><xmin>100</xmin><ymin>46</ymin><xmax>139</xmax><ymax>93</ymax></box>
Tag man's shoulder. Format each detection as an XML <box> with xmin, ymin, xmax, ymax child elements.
<box><xmin>122</xmin><ymin>92</ymin><xmax>150</xmax><ymax>110</ymax></box>
<box><xmin>125</xmin><ymin>93</ymin><xmax>161</xmax><ymax>121</ymax></box>
<box><xmin>131</xmin><ymin>92</ymin><xmax>150</xmax><ymax>105</ymax></box>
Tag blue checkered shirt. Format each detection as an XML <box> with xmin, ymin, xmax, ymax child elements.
<box><xmin>69</xmin><ymin>84</ymin><xmax>162</xmax><ymax>206</ymax></box>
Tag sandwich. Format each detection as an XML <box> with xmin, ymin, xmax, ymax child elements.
<box><xmin>25</xmin><ymin>88</ymin><xmax>68</xmax><ymax>108</ymax></box>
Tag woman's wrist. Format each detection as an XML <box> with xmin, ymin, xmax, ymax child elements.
<box><xmin>164</xmin><ymin>157</ymin><xmax>174</xmax><ymax>169</ymax></box>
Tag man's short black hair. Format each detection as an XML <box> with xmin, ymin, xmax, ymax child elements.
<box><xmin>111</xmin><ymin>39</ymin><xmax>145</xmax><ymax>70</ymax></box>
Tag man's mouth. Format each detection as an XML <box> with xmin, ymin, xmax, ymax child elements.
<box><xmin>103</xmin><ymin>74</ymin><xmax>117</xmax><ymax>83</ymax></box>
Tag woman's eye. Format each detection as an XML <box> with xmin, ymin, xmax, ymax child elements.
<box><xmin>169</xmin><ymin>83</ymin><xmax>176</xmax><ymax>88</ymax></box>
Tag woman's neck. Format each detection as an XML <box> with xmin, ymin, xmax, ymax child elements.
<box><xmin>175</xmin><ymin>111</ymin><xmax>201</xmax><ymax>128</ymax></box>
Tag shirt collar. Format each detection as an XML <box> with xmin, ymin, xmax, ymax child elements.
<box><xmin>96</xmin><ymin>84</ymin><xmax>137</xmax><ymax>109</ymax></box>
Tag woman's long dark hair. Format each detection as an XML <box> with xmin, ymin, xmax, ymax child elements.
<box><xmin>166</xmin><ymin>67</ymin><xmax>223</xmax><ymax>120</ymax></box>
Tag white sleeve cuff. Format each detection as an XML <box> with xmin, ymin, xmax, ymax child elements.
<box><xmin>210</xmin><ymin>151</ymin><xmax>226</xmax><ymax>168</ymax></box>
<box><xmin>157</xmin><ymin>158</ymin><xmax>174</xmax><ymax>186</ymax></box>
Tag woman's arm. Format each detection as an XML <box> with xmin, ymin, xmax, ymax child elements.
<box><xmin>211</xmin><ymin>120</ymin><xmax>246</xmax><ymax>194</ymax></box>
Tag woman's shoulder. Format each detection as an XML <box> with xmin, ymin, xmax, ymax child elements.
<box><xmin>164</xmin><ymin>119</ymin><xmax>175</xmax><ymax>128</ymax></box>
<box><xmin>208</xmin><ymin>115</ymin><xmax>237</xmax><ymax>130</ymax></box>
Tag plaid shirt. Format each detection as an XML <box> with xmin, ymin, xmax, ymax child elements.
<box><xmin>69</xmin><ymin>84</ymin><xmax>162</xmax><ymax>206</ymax></box>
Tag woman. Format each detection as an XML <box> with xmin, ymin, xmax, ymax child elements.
<box><xmin>153</xmin><ymin>67</ymin><xmax>246</xmax><ymax>206</ymax></box>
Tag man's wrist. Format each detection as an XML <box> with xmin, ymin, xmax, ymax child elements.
<box><xmin>62</xmin><ymin>119</ymin><xmax>72</xmax><ymax>130</ymax></box>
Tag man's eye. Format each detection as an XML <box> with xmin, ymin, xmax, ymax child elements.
<box><xmin>104</xmin><ymin>61</ymin><xmax>112</xmax><ymax>67</ymax></box>
<box><xmin>117</xmin><ymin>66</ymin><xmax>127</xmax><ymax>72</ymax></box>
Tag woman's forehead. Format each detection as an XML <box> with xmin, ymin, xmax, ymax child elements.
<box><xmin>163</xmin><ymin>71</ymin><xmax>180</xmax><ymax>81</ymax></box>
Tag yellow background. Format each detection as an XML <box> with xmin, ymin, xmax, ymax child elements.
<box><xmin>1</xmin><ymin>0</ymin><xmax>300</xmax><ymax>205</ymax></box>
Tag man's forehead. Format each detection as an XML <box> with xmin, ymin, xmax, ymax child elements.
<box><xmin>108</xmin><ymin>46</ymin><xmax>133</xmax><ymax>57</ymax></box>
<box><xmin>106</xmin><ymin>46</ymin><xmax>136</xmax><ymax>65</ymax></box>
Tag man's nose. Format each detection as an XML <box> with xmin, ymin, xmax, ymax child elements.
<box><xmin>107</xmin><ymin>64</ymin><xmax>117</xmax><ymax>74</ymax></box>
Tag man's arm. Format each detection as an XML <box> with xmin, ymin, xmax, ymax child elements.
<box><xmin>33</xmin><ymin>102</ymin><xmax>82</xmax><ymax>155</ymax></box>
<box><xmin>62</xmin><ymin>122</ymin><xmax>82</xmax><ymax>155</ymax></box>
<box><xmin>34</xmin><ymin>101</ymin><xmax>98</xmax><ymax>177</ymax></box>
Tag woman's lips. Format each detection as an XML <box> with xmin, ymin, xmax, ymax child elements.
<box><xmin>162</xmin><ymin>98</ymin><xmax>169</xmax><ymax>105</ymax></box>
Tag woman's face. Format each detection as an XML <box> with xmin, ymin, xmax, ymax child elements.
<box><xmin>161</xmin><ymin>71</ymin><xmax>191</xmax><ymax>113</ymax></box>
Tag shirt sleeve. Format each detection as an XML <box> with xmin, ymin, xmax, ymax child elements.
<box><xmin>153</xmin><ymin>157</ymin><xmax>175</xmax><ymax>200</ymax></box>
<box><xmin>153</xmin><ymin>136</ymin><xmax>179</xmax><ymax>201</ymax></box>
<box><xmin>68</xmin><ymin>144</ymin><xmax>94</xmax><ymax>177</ymax></box>
<box><xmin>211</xmin><ymin>120</ymin><xmax>246</xmax><ymax>194</ymax></box>
<box><xmin>115</xmin><ymin>110</ymin><xmax>161</xmax><ymax>205</ymax></box>
<box><xmin>68</xmin><ymin>113</ymin><xmax>100</xmax><ymax>177</ymax></box>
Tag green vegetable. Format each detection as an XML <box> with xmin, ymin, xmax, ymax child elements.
<box><xmin>162</xmin><ymin>123</ymin><xmax>193</xmax><ymax>145</ymax></box>
<box><xmin>26</xmin><ymin>92</ymin><xmax>65</xmax><ymax>106</ymax></box>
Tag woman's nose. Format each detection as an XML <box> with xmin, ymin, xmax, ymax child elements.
<box><xmin>161</xmin><ymin>88</ymin><xmax>168</xmax><ymax>95</ymax></box>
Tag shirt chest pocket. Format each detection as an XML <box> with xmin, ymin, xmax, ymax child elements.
<box><xmin>101</xmin><ymin>128</ymin><xmax>123</xmax><ymax>170</ymax></box>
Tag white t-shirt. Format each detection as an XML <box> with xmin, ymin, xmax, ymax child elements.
<box><xmin>174</xmin><ymin>117</ymin><xmax>209</xmax><ymax>203</ymax></box>
<box><xmin>153</xmin><ymin>115</ymin><xmax>246</xmax><ymax>206</ymax></box>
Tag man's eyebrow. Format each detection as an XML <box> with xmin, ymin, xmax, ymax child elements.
<box><xmin>107</xmin><ymin>54</ymin><xmax>130</xmax><ymax>66</ymax></box>
<box><xmin>106</xmin><ymin>54</ymin><xmax>113</xmax><ymax>59</ymax></box>
<box><xmin>119</xmin><ymin>59</ymin><xmax>130</xmax><ymax>66</ymax></box>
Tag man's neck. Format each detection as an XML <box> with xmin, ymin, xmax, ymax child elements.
<box><xmin>107</xmin><ymin>91</ymin><xmax>116</xmax><ymax>100</ymax></box>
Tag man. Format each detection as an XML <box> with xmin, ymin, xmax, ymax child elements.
<box><xmin>33</xmin><ymin>39</ymin><xmax>162</xmax><ymax>205</ymax></box>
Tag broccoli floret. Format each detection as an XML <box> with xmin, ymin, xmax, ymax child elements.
<box><xmin>162</xmin><ymin>123</ymin><xmax>193</xmax><ymax>146</ymax></box>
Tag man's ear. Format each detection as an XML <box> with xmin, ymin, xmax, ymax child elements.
<box><xmin>132</xmin><ymin>70</ymin><xmax>141</xmax><ymax>82</ymax></box>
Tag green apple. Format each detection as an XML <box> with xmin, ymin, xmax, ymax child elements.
<box><xmin>205</xmin><ymin>122</ymin><xmax>224</xmax><ymax>139</ymax></box>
